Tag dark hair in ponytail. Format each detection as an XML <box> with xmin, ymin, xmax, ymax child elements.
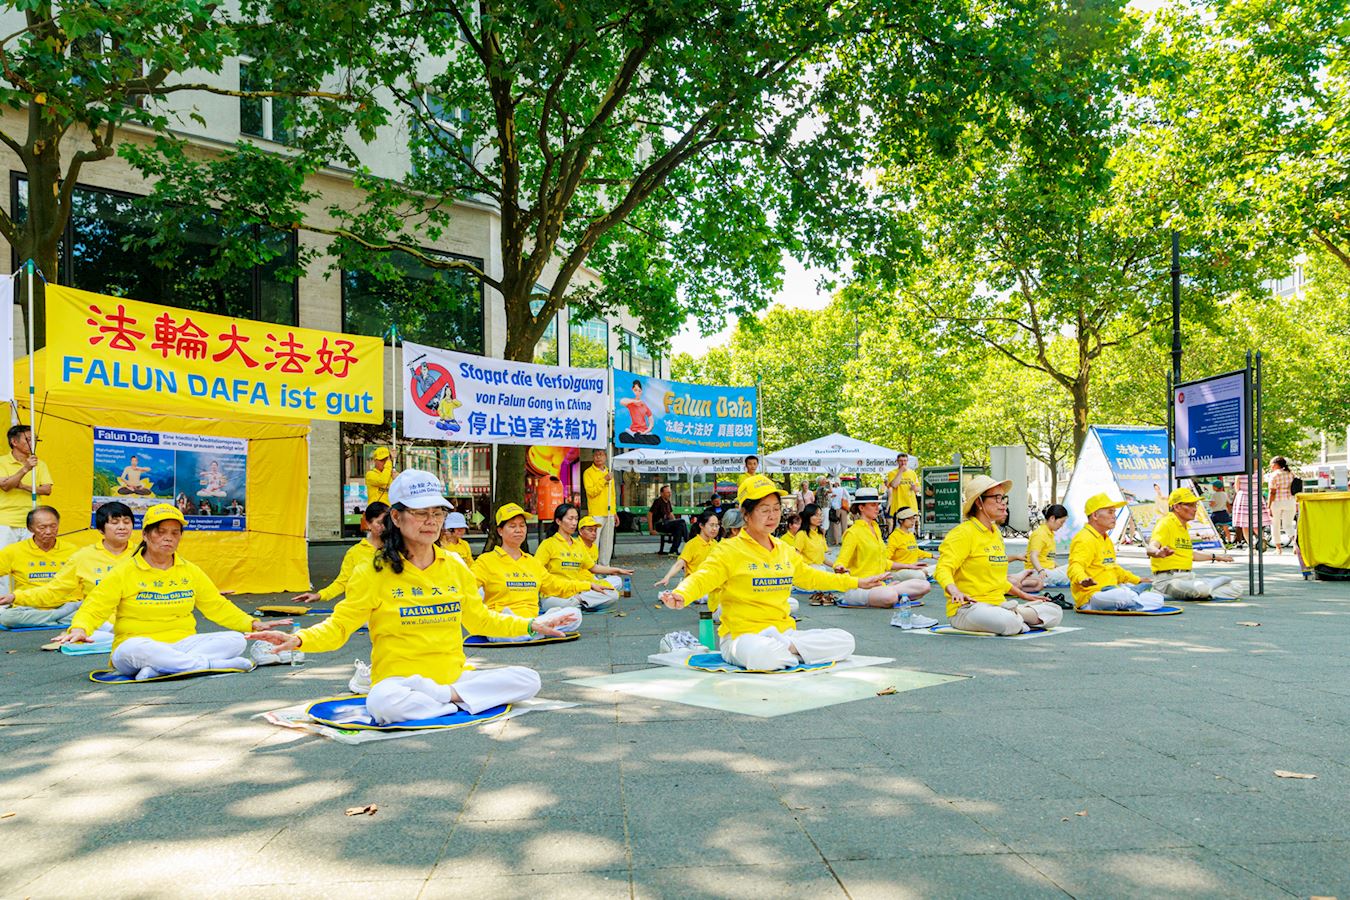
<box><xmin>1043</xmin><ymin>504</ymin><xmax>1069</xmax><ymax>521</ymax></box>
<box><xmin>373</xmin><ymin>505</ymin><xmax>408</xmax><ymax>574</ymax></box>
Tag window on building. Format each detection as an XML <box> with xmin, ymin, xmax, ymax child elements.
<box><xmin>620</xmin><ymin>329</ymin><xmax>657</xmax><ymax>376</ymax></box>
<box><xmin>530</xmin><ymin>294</ymin><xmax>559</xmax><ymax>365</ymax></box>
<box><xmin>239</xmin><ymin>61</ymin><xmax>296</xmax><ymax>144</ymax></box>
<box><xmin>413</xmin><ymin>93</ymin><xmax>474</xmax><ymax>175</ymax></box>
<box><xmin>12</xmin><ymin>177</ymin><xmax>298</xmax><ymax>324</ymax></box>
<box><xmin>569</xmin><ymin>316</ymin><xmax>608</xmax><ymax>368</ymax></box>
<box><xmin>342</xmin><ymin>249</ymin><xmax>484</xmax><ymax>351</ymax></box>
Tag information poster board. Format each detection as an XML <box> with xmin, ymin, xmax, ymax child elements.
<box><xmin>1174</xmin><ymin>369</ymin><xmax>1249</xmax><ymax>478</ymax></box>
<box><xmin>92</xmin><ymin>427</ymin><xmax>248</xmax><ymax>531</ymax></box>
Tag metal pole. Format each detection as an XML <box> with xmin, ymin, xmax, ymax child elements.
<box><xmin>1245</xmin><ymin>351</ymin><xmax>1253</xmax><ymax>594</ymax></box>
<box><xmin>1247</xmin><ymin>350</ymin><xmax>1258</xmax><ymax>599</ymax></box>
<box><xmin>25</xmin><ymin>260</ymin><xmax>36</xmax><ymax>510</ymax></box>
<box><xmin>1171</xmin><ymin>231</ymin><xmax>1182</xmax><ymax>384</ymax></box>
<box><xmin>1166</xmin><ymin>371</ymin><xmax>1175</xmax><ymax>495</ymax></box>
<box><xmin>390</xmin><ymin>325</ymin><xmax>399</xmax><ymax>466</ymax></box>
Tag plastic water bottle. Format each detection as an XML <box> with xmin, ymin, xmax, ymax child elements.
<box><xmin>290</xmin><ymin>625</ymin><xmax>306</xmax><ymax>667</ymax></box>
<box><xmin>893</xmin><ymin>594</ymin><xmax>913</xmax><ymax>629</ymax></box>
<box><xmin>621</xmin><ymin>575</ymin><xmax>632</xmax><ymax>598</ymax></box>
<box><xmin>698</xmin><ymin>610</ymin><xmax>716</xmax><ymax>651</ymax></box>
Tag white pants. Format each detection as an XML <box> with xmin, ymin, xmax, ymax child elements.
<box><xmin>951</xmin><ymin>599</ymin><xmax>1064</xmax><ymax>635</ymax></box>
<box><xmin>719</xmin><ymin>626</ymin><xmax>854</xmax><ymax>671</ymax></box>
<box><xmin>365</xmin><ymin>667</ymin><xmax>541</xmax><ymax>723</ymax></box>
<box><xmin>1008</xmin><ymin>570</ymin><xmax>1045</xmax><ymax>593</ymax></box>
<box><xmin>595</xmin><ymin>515</ymin><xmax>616</xmax><ymax>566</ymax></box>
<box><xmin>836</xmin><ymin>577</ymin><xmax>932</xmax><ymax>607</ymax></box>
<box><xmin>1087</xmin><ymin>584</ymin><xmax>1166</xmax><ymax>611</ymax></box>
<box><xmin>488</xmin><ymin>606</ymin><xmax>582</xmax><ymax>642</ymax></box>
<box><xmin>1038</xmin><ymin>566</ymin><xmax>1070</xmax><ymax>587</ymax></box>
<box><xmin>546</xmin><ymin>575</ymin><xmax>619</xmax><ymax>611</ymax></box>
<box><xmin>0</xmin><ymin>526</ymin><xmax>29</xmax><ymax>593</ymax></box>
<box><xmin>0</xmin><ymin>600</ymin><xmax>80</xmax><ymax>627</ymax></box>
<box><xmin>111</xmin><ymin>632</ymin><xmax>248</xmax><ymax>677</ymax></box>
<box><xmin>1270</xmin><ymin>499</ymin><xmax>1296</xmax><ymax>546</ymax></box>
<box><xmin>1153</xmin><ymin>571</ymin><xmax>1242</xmax><ymax>600</ymax></box>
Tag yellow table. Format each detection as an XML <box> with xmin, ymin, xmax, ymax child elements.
<box><xmin>1297</xmin><ymin>491</ymin><xmax>1350</xmax><ymax>570</ymax></box>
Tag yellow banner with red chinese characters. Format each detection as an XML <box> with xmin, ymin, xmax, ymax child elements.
<box><xmin>44</xmin><ymin>285</ymin><xmax>384</xmax><ymax>423</ymax></box>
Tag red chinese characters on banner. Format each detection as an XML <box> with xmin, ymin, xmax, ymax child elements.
<box><xmin>150</xmin><ymin>313</ymin><xmax>209</xmax><ymax>359</ymax></box>
<box><xmin>314</xmin><ymin>337</ymin><xmax>358</xmax><ymax>378</ymax></box>
<box><xmin>85</xmin><ymin>304</ymin><xmax>147</xmax><ymax>351</ymax></box>
<box><xmin>81</xmin><ymin>303</ymin><xmax>365</xmax><ymax>379</ymax></box>
<box><xmin>264</xmin><ymin>332</ymin><xmax>311</xmax><ymax>374</ymax></box>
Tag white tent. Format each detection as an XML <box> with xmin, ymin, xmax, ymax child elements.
<box><xmin>763</xmin><ymin>433</ymin><xmax>907</xmax><ymax>474</ymax></box>
<box><xmin>611</xmin><ymin>448</ymin><xmax>745</xmax><ymax>475</ymax></box>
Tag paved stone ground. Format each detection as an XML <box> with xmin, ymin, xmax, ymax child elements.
<box><xmin>1</xmin><ymin>535</ymin><xmax>1347</xmax><ymax>899</ymax></box>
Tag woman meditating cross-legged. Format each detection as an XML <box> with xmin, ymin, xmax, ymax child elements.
<box><xmin>55</xmin><ymin>504</ymin><xmax>279</xmax><ymax>679</ymax></box>
<box><xmin>249</xmin><ymin>472</ymin><xmax>574</xmax><ymax>724</ymax></box>
<box><xmin>471</xmin><ymin>503</ymin><xmax>601</xmax><ymax>641</ymax></box>
<box><xmin>659</xmin><ymin>475</ymin><xmax>886</xmax><ymax>671</ymax></box>
<box><xmin>934</xmin><ymin>477</ymin><xmax>1063</xmax><ymax>635</ymax></box>
<box><xmin>834</xmin><ymin>490</ymin><xmax>931</xmax><ymax>608</ymax></box>
<box><xmin>535</xmin><ymin>503</ymin><xmax>628</xmax><ymax>611</ymax></box>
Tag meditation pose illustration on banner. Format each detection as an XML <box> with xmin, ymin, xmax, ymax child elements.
<box><xmin>619</xmin><ymin>379</ymin><xmax>660</xmax><ymax>445</ymax></box>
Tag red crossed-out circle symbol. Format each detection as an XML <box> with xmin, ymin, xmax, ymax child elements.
<box><xmin>410</xmin><ymin>363</ymin><xmax>455</xmax><ymax>416</ymax></box>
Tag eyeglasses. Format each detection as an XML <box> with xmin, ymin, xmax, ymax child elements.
<box><xmin>982</xmin><ymin>494</ymin><xmax>1009</xmax><ymax>503</ymax></box>
<box><xmin>400</xmin><ymin>508</ymin><xmax>448</xmax><ymax>521</ymax></box>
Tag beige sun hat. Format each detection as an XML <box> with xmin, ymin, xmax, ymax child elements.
<box><xmin>962</xmin><ymin>475</ymin><xmax>1014</xmax><ymax>516</ymax></box>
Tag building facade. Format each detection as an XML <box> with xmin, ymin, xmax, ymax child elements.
<box><xmin>2</xmin><ymin>58</ymin><xmax>667</xmax><ymax>540</ymax></box>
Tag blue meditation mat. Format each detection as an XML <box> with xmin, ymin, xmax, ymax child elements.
<box><xmin>89</xmin><ymin>666</ymin><xmax>251</xmax><ymax>684</ymax></box>
<box><xmin>0</xmin><ymin>622</ymin><xmax>68</xmax><ymax>632</ymax></box>
<box><xmin>306</xmin><ymin>695</ymin><xmax>511</xmax><ymax>731</ymax></box>
<box><xmin>1074</xmin><ymin>606</ymin><xmax>1183</xmax><ymax>616</ymax></box>
<box><xmin>929</xmin><ymin>624</ymin><xmax>1051</xmax><ymax>637</ymax></box>
<box><xmin>684</xmin><ymin>652</ymin><xmax>835</xmax><ymax>674</ymax></box>
<box><xmin>464</xmin><ymin>632</ymin><xmax>579</xmax><ymax>647</ymax></box>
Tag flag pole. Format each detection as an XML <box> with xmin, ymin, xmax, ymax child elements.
<box><xmin>390</xmin><ymin>324</ymin><xmax>399</xmax><ymax>466</ymax></box>
<box><xmin>25</xmin><ymin>259</ymin><xmax>36</xmax><ymax>510</ymax></box>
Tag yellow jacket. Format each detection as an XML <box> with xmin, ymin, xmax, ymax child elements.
<box><xmin>794</xmin><ymin>529</ymin><xmax>828</xmax><ymax>566</ymax></box>
<box><xmin>886</xmin><ymin>529</ymin><xmax>932</xmax><ymax>565</ymax></box>
<box><xmin>317</xmin><ymin>539</ymin><xmax>378</xmax><ymax>602</ymax></box>
<box><xmin>1025</xmin><ymin>523</ymin><xmax>1058</xmax><ymax>570</ymax></box>
<box><xmin>0</xmin><ymin>538</ymin><xmax>76</xmax><ymax>590</ymax></box>
<box><xmin>1149</xmin><ymin>512</ymin><xmax>1192</xmax><ymax>573</ymax></box>
<box><xmin>14</xmin><ymin>541</ymin><xmax>132</xmax><ymax>609</ymax></box>
<box><xmin>836</xmin><ymin>518</ymin><xmax>889</xmax><ymax>578</ymax></box>
<box><xmin>298</xmin><ymin>548</ymin><xmax>529</xmax><ymax>685</ymax></box>
<box><xmin>471</xmin><ymin>546</ymin><xmax>592</xmax><ymax>619</ymax></box>
<box><xmin>673</xmin><ymin>531</ymin><xmax>856</xmax><ymax>638</ymax></box>
<box><xmin>885</xmin><ymin>468</ymin><xmax>919</xmax><ymax>513</ymax></box>
<box><xmin>934</xmin><ymin>518</ymin><xmax>1010</xmax><ymax>617</ymax></box>
<box><xmin>0</xmin><ymin>457</ymin><xmax>53</xmax><ymax>528</ymax></box>
<box><xmin>440</xmin><ymin>537</ymin><xmax>475</xmax><ymax>566</ymax></box>
<box><xmin>71</xmin><ymin>553</ymin><xmax>253</xmax><ymax>649</ymax></box>
<box><xmin>582</xmin><ymin>465</ymin><xmax>615</xmax><ymax>517</ymax></box>
<box><xmin>1068</xmin><ymin>526</ymin><xmax>1140</xmax><ymax>608</ymax></box>
<box><xmin>535</xmin><ymin>533</ymin><xmax>591</xmax><ymax>578</ymax></box>
<box><xmin>579</xmin><ymin>540</ymin><xmax>599</xmax><ymax>569</ymax></box>
<box><xmin>365</xmin><ymin>466</ymin><xmax>392</xmax><ymax>505</ymax></box>
<box><xmin>678</xmin><ymin>533</ymin><xmax>715</xmax><ymax>574</ymax></box>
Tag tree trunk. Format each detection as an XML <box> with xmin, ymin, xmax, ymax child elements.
<box><xmin>1071</xmin><ymin>376</ymin><xmax>1090</xmax><ymax>461</ymax></box>
<box><xmin>1048</xmin><ymin>454</ymin><xmax>1058</xmax><ymax>504</ymax></box>
<box><xmin>484</xmin><ymin>284</ymin><xmax>554</xmax><ymax>550</ymax></box>
<box><xmin>14</xmin><ymin>110</ymin><xmax>69</xmax><ymax>350</ymax></box>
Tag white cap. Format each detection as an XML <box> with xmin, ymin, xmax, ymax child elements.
<box><xmin>444</xmin><ymin>511</ymin><xmax>468</xmax><ymax>530</ymax></box>
<box><xmin>388</xmin><ymin>469</ymin><xmax>452</xmax><ymax>509</ymax></box>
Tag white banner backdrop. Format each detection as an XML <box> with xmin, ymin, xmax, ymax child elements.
<box><xmin>0</xmin><ymin>273</ymin><xmax>14</xmax><ymax>403</ymax></box>
<box><xmin>401</xmin><ymin>341</ymin><xmax>608</xmax><ymax>447</ymax></box>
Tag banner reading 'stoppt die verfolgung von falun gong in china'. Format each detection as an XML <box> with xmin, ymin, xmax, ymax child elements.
<box><xmin>401</xmin><ymin>340</ymin><xmax>608</xmax><ymax>447</ymax></box>
<box><xmin>45</xmin><ymin>284</ymin><xmax>385</xmax><ymax>422</ymax></box>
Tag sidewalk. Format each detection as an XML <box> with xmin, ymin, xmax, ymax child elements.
<box><xmin>0</xmin><ymin>540</ymin><xmax>1346</xmax><ymax>898</ymax></box>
